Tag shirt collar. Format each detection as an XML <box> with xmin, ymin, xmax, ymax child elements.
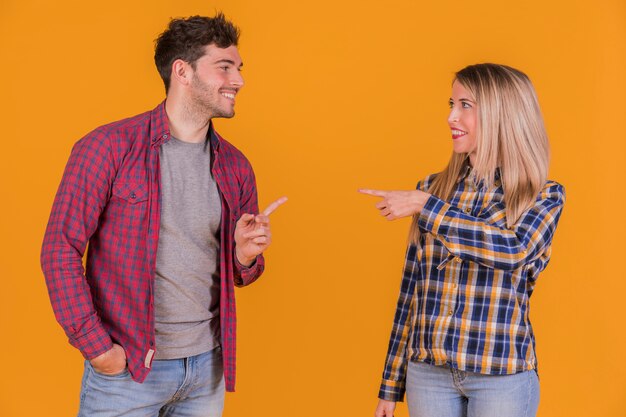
<box><xmin>149</xmin><ymin>100</ymin><xmax>221</xmax><ymax>151</ymax></box>
<box><xmin>149</xmin><ymin>100</ymin><xmax>170</xmax><ymax>147</ymax></box>
<box><xmin>208</xmin><ymin>121</ymin><xmax>221</xmax><ymax>152</ymax></box>
<box><xmin>457</xmin><ymin>159</ymin><xmax>473</xmax><ymax>183</ymax></box>
<box><xmin>458</xmin><ymin>164</ymin><xmax>502</xmax><ymax>189</ymax></box>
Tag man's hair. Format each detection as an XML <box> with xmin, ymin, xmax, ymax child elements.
<box><xmin>154</xmin><ymin>13</ymin><xmax>240</xmax><ymax>93</ymax></box>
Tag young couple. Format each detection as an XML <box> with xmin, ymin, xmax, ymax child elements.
<box><xmin>41</xmin><ymin>12</ymin><xmax>564</xmax><ymax>417</ymax></box>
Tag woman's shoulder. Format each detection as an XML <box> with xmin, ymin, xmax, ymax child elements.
<box><xmin>416</xmin><ymin>173</ymin><xmax>439</xmax><ymax>191</ymax></box>
<box><xmin>544</xmin><ymin>179</ymin><xmax>564</xmax><ymax>190</ymax></box>
<box><xmin>540</xmin><ymin>180</ymin><xmax>566</xmax><ymax>203</ymax></box>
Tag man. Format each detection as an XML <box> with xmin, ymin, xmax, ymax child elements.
<box><xmin>41</xmin><ymin>13</ymin><xmax>285</xmax><ymax>416</ymax></box>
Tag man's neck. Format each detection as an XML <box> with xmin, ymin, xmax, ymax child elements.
<box><xmin>165</xmin><ymin>96</ymin><xmax>212</xmax><ymax>143</ymax></box>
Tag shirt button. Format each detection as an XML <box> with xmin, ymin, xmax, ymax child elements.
<box><xmin>454</xmin><ymin>257</ymin><xmax>462</xmax><ymax>263</ymax></box>
<box><xmin>163</xmin><ymin>134</ymin><xmax>168</xmax><ymax>139</ymax></box>
<box><xmin>494</xmin><ymin>180</ymin><xmax>501</xmax><ymax>187</ymax></box>
<box><xmin>130</xmin><ymin>192</ymin><xmax>136</xmax><ymax>199</ymax></box>
<box><xmin>464</xmin><ymin>207</ymin><xmax>471</xmax><ymax>214</ymax></box>
<box><xmin>448</xmin><ymin>310</ymin><xmax>453</xmax><ymax>316</ymax></box>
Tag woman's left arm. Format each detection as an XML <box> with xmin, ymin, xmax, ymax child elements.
<box><xmin>419</xmin><ymin>182</ymin><xmax>565</xmax><ymax>270</ymax></box>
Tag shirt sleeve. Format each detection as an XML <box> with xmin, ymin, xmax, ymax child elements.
<box><xmin>233</xmin><ymin>163</ymin><xmax>265</xmax><ymax>287</ymax></box>
<box><xmin>417</xmin><ymin>181</ymin><xmax>565</xmax><ymax>271</ymax></box>
<box><xmin>378</xmin><ymin>245</ymin><xmax>418</xmax><ymax>402</ymax></box>
<box><xmin>378</xmin><ymin>179</ymin><xmax>429</xmax><ymax>402</ymax></box>
<box><xmin>40</xmin><ymin>129</ymin><xmax>116</xmax><ymax>359</ymax></box>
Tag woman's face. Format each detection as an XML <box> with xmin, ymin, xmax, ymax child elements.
<box><xmin>448</xmin><ymin>80</ymin><xmax>478</xmax><ymax>164</ymax></box>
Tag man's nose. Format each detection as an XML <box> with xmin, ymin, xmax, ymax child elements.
<box><xmin>231</xmin><ymin>70</ymin><xmax>244</xmax><ymax>88</ymax></box>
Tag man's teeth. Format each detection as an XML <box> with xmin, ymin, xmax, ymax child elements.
<box><xmin>221</xmin><ymin>92</ymin><xmax>235</xmax><ymax>99</ymax></box>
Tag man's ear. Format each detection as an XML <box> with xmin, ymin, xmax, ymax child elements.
<box><xmin>170</xmin><ymin>59</ymin><xmax>192</xmax><ymax>88</ymax></box>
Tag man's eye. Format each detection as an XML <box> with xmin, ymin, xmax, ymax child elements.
<box><xmin>221</xmin><ymin>66</ymin><xmax>229</xmax><ymax>71</ymax></box>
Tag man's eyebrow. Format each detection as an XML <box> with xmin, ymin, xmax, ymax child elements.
<box><xmin>212</xmin><ymin>58</ymin><xmax>244</xmax><ymax>68</ymax></box>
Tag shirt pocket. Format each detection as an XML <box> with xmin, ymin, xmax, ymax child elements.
<box><xmin>112</xmin><ymin>181</ymin><xmax>149</xmax><ymax>204</ymax></box>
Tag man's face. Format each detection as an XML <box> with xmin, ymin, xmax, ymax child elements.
<box><xmin>188</xmin><ymin>44</ymin><xmax>244</xmax><ymax>119</ymax></box>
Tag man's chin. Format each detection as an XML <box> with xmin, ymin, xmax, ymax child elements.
<box><xmin>213</xmin><ymin>110</ymin><xmax>235</xmax><ymax>119</ymax></box>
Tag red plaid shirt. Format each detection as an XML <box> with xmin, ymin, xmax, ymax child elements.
<box><xmin>41</xmin><ymin>101</ymin><xmax>264</xmax><ymax>392</ymax></box>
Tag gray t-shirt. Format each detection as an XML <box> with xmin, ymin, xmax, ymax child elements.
<box><xmin>154</xmin><ymin>136</ymin><xmax>222</xmax><ymax>359</ymax></box>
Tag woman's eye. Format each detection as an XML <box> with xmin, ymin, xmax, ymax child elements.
<box><xmin>448</xmin><ymin>100</ymin><xmax>454</xmax><ymax>108</ymax></box>
<box><xmin>462</xmin><ymin>102</ymin><xmax>472</xmax><ymax>109</ymax></box>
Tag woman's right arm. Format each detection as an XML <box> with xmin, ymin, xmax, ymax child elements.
<box><xmin>378</xmin><ymin>244</ymin><xmax>418</xmax><ymax>403</ymax></box>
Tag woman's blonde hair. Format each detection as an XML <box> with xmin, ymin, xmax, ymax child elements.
<box><xmin>409</xmin><ymin>63</ymin><xmax>550</xmax><ymax>244</ymax></box>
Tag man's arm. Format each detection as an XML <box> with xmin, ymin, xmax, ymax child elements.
<box><xmin>40</xmin><ymin>129</ymin><xmax>116</xmax><ymax>359</ymax></box>
<box><xmin>233</xmin><ymin>165</ymin><xmax>287</xmax><ymax>286</ymax></box>
<box><xmin>232</xmin><ymin>165</ymin><xmax>264</xmax><ymax>286</ymax></box>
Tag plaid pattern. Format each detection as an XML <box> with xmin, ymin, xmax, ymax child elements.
<box><xmin>379</xmin><ymin>167</ymin><xmax>565</xmax><ymax>401</ymax></box>
<box><xmin>41</xmin><ymin>101</ymin><xmax>263</xmax><ymax>392</ymax></box>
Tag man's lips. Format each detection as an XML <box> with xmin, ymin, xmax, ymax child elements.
<box><xmin>220</xmin><ymin>91</ymin><xmax>236</xmax><ymax>100</ymax></box>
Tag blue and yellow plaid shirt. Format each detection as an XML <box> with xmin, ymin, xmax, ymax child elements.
<box><xmin>379</xmin><ymin>167</ymin><xmax>565</xmax><ymax>402</ymax></box>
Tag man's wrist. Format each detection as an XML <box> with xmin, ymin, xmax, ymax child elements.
<box><xmin>235</xmin><ymin>247</ymin><xmax>256</xmax><ymax>267</ymax></box>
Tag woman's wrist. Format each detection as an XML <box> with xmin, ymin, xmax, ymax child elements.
<box><xmin>413</xmin><ymin>190</ymin><xmax>431</xmax><ymax>214</ymax></box>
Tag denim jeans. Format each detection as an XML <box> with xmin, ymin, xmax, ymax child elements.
<box><xmin>78</xmin><ymin>347</ymin><xmax>224</xmax><ymax>417</ymax></box>
<box><xmin>405</xmin><ymin>361</ymin><xmax>539</xmax><ymax>417</ymax></box>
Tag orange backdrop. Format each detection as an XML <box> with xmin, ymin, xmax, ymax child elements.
<box><xmin>1</xmin><ymin>1</ymin><xmax>625</xmax><ymax>416</ymax></box>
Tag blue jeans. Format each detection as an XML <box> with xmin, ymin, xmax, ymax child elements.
<box><xmin>78</xmin><ymin>347</ymin><xmax>225</xmax><ymax>417</ymax></box>
<box><xmin>405</xmin><ymin>361</ymin><xmax>539</xmax><ymax>417</ymax></box>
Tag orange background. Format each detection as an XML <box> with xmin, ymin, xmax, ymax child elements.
<box><xmin>1</xmin><ymin>1</ymin><xmax>625</xmax><ymax>416</ymax></box>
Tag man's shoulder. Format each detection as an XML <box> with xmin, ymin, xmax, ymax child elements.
<box><xmin>97</xmin><ymin>109</ymin><xmax>153</xmax><ymax>135</ymax></box>
<box><xmin>75</xmin><ymin>106</ymin><xmax>160</xmax><ymax>152</ymax></box>
<box><xmin>88</xmin><ymin>109</ymin><xmax>153</xmax><ymax>141</ymax></box>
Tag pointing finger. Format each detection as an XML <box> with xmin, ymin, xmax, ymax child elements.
<box><xmin>262</xmin><ymin>196</ymin><xmax>288</xmax><ymax>216</ymax></box>
<box><xmin>358</xmin><ymin>189</ymin><xmax>388</xmax><ymax>197</ymax></box>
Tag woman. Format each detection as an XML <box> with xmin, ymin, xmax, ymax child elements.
<box><xmin>360</xmin><ymin>63</ymin><xmax>565</xmax><ymax>417</ymax></box>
